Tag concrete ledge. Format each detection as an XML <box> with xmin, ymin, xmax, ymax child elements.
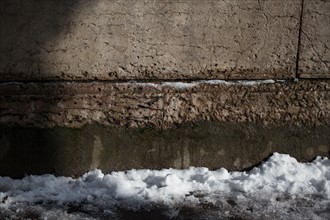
<box><xmin>0</xmin><ymin>122</ymin><xmax>329</xmax><ymax>178</ymax></box>
<box><xmin>0</xmin><ymin>80</ymin><xmax>329</xmax><ymax>128</ymax></box>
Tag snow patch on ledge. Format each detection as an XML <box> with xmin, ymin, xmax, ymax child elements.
<box><xmin>1</xmin><ymin>79</ymin><xmax>286</xmax><ymax>89</ymax></box>
<box><xmin>0</xmin><ymin>153</ymin><xmax>329</xmax><ymax>208</ymax></box>
<box><xmin>135</xmin><ymin>79</ymin><xmax>284</xmax><ymax>89</ymax></box>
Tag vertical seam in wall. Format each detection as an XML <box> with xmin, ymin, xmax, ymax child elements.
<box><xmin>295</xmin><ymin>0</ymin><xmax>305</xmax><ymax>78</ymax></box>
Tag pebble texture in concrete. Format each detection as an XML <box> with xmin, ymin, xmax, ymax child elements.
<box><xmin>299</xmin><ymin>0</ymin><xmax>330</xmax><ymax>78</ymax></box>
<box><xmin>0</xmin><ymin>80</ymin><xmax>329</xmax><ymax>129</ymax></box>
<box><xmin>0</xmin><ymin>0</ymin><xmax>301</xmax><ymax>80</ymax></box>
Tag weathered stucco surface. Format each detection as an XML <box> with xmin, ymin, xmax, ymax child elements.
<box><xmin>0</xmin><ymin>0</ymin><xmax>301</xmax><ymax>80</ymax></box>
<box><xmin>0</xmin><ymin>80</ymin><xmax>329</xmax><ymax>128</ymax></box>
<box><xmin>299</xmin><ymin>0</ymin><xmax>330</xmax><ymax>78</ymax></box>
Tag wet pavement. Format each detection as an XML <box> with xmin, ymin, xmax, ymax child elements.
<box><xmin>1</xmin><ymin>192</ymin><xmax>329</xmax><ymax>220</ymax></box>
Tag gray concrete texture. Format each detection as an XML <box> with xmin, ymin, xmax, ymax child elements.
<box><xmin>298</xmin><ymin>0</ymin><xmax>330</xmax><ymax>78</ymax></box>
<box><xmin>0</xmin><ymin>123</ymin><xmax>329</xmax><ymax>178</ymax></box>
<box><xmin>0</xmin><ymin>80</ymin><xmax>329</xmax><ymax>128</ymax></box>
<box><xmin>3</xmin><ymin>0</ymin><xmax>327</xmax><ymax>80</ymax></box>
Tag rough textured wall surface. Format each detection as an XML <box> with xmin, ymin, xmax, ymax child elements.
<box><xmin>0</xmin><ymin>80</ymin><xmax>329</xmax><ymax>128</ymax></box>
<box><xmin>299</xmin><ymin>0</ymin><xmax>330</xmax><ymax>78</ymax></box>
<box><xmin>0</xmin><ymin>0</ymin><xmax>329</xmax><ymax>177</ymax></box>
<box><xmin>0</xmin><ymin>0</ymin><xmax>301</xmax><ymax>80</ymax></box>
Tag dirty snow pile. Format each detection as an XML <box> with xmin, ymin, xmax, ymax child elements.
<box><xmin>0</xmin><ymin>153</ymin><xmax>329</xmax><ymax>209</ymax></box>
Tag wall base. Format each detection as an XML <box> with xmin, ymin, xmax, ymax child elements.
<box><xmin>0</xmin><ymin>122</ymin><xmax>328</xmax><ymax>178</ymax></box>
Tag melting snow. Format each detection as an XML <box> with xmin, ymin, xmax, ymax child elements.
<box><xmin>0</xmin><ymin>153</ymin><xmax>329</xmax><ymax>219</ymax></box>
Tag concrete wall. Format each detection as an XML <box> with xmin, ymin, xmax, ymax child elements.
<box><xmin>299</xmin><ymin>0</ymin><xmax>330</xmax><ymax>78</ymax></box>
<box><xmin>1</xmin><ymin>123</ymin><xmax>329</xmax><ymax>178</ymax></box>
<box><xmin>1</xmin><ymin>0</ymin><xmax>328</xmax><ymax>80</ymax></box>
<box><xmin>0</xmin><ymin>0</ymin><xmax>329</xmax><ymax>177</ymax></box>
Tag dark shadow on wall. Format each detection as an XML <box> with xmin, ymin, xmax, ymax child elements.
<box><xmin>0</xmin><ymin>0</ymin><xmax>95</xmax><ymax>177</ymax></box>
<box><xmin>0</xmin><ymin>0</ymin><xmax>83</xmax><ymax>80</ymax></box>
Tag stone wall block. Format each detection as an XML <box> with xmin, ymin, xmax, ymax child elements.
<box><xmin>299</xmin><ymin>0</ymin><xmax>330</xmax><ymax>78</ymax></box>
<box><xmin>0</xmin><ymin>0</ymin><xmax>301</xmax><ymax>80</ymax></box>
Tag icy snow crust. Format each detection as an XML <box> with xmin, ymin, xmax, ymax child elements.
<box><xmin>0</xmin><ymin>153</ymin><xmax>329</xmax><ymax>219</ymax></box>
